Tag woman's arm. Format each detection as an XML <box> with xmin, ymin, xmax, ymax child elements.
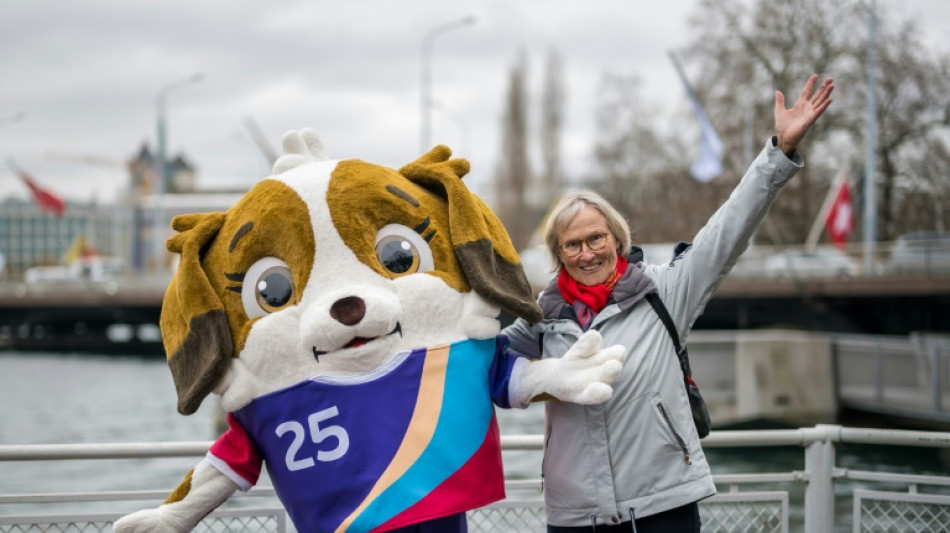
<box><xmin>653</xmin><ymin>75</ymin><xmax>834</xmax><ymax>337</ymax></box>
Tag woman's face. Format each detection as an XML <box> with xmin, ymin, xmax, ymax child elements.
<box><xmin>557</xmin><ymin>205</ymin><xmax>619</xmax><ymax>286</ymax></box>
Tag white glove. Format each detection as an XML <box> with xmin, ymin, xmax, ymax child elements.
<box><xmin>511</xmin><ymin>330</ymin><xmax>626</xmax><ymax>407</ymax></box>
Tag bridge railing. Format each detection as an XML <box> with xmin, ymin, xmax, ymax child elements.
<box><xmin>835</xmin><ymin>332</ymin><xmax>950</xmax><ymax>424</ymax></box>
<box><xmin>683</xmin><ymin>330</ymin><xmax>950</xmax><ymax>430</ymax></box>
<box><xmin>2</xmin><ymin>426</ymin><xmax>950</xmax><ymax>533</ymax></box>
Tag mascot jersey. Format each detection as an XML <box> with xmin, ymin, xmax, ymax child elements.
<box><xmin>206</xmin><ymin>336</ymin><xmax>520</xmax><ymax>533</ymax></box>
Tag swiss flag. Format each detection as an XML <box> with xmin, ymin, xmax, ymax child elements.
<box><xmin>825</xmin><ymin>179</ymin><xmax>853</xmax><ymax>248</ymax></box>
<box><xmin>9</xmin><ymin>160</ymin><xmax>67</xmax><ymax>217</ymax></box>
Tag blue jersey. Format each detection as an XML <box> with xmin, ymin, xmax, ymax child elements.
<box><xmin>214</xmin><ymin>336</ymin><xmax>518</xmax><ymax>532</ymax></box>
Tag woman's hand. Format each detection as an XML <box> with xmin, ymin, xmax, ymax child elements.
<box><xmin>774</xmin><ymin>74</ymin><xmax>834</xmax><ymax>156</ymax></box>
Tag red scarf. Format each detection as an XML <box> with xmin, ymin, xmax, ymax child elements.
<box><xmin>557</xmin><ymin>256</ymin><xmax>628</xmax><ymax>314</ymax></box>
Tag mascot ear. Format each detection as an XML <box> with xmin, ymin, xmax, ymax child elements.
<box><xmin>161</xmin><ymin>212</ymin><xmax>234</xmax><ymax>415</ymax></box>
<box><xmin>400</xmin><ymin>146</ymin><xmax>542</xmax><ymax>323</ymax></box>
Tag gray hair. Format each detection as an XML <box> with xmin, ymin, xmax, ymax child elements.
<box><xmin>542</xmin><ymin>189</ymin><xmax>631</xmax><ymax>271</ymax></box>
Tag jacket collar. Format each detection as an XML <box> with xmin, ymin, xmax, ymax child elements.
<box><xmin>538</xmin><ymin>246</ymin><xmax>656</xmax><ymax>320</ymax></box>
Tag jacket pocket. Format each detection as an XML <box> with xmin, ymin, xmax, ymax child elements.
<box><xmin>541</xmin><ymin>403</ymin><xmax>599</xmax><ymax>511</ymax></box>
<box><xmin>654</xmin><ymin>400</ymin><xmax>692</xmax><ymax>465</ymax></box>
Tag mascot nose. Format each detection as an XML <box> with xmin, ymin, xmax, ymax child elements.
<box><xmin>330</xmin><ymin>296</ymin><xmax>366</xmax><ymax>326</ymax></box>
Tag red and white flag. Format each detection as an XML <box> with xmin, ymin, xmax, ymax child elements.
<box><xmin>825</xmin><ymin>179</ymin><xmax>853</xmax><ymax>248</ymax></box>
<box><xmin>8</xmin><ymin>160</ymin><xmax>67</xmax><ymax>217</ymax></box>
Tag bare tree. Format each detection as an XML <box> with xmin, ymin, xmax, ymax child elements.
<box><xmin>862</xmin><ymin>15</ymin><xmax>950</xmax><ymax>239</ymax></box>
<box><xmin>538</xmin><ymin>48</ymin><xmax>565</xmax><ymax>211</ymax></box>
<box><xmin>682</xmin><ymin>0</ymin><xmax>950</xmax><ymax>243</ymax></box>
<box><xmin>494</xmin><ymin>50</ymin><xmax>533</xmax><ymax>250</ymax></box>
<box><xmin>589</xmin><ymin>73</ymin><xmax>708</xmax><ymax>244</ymax></box>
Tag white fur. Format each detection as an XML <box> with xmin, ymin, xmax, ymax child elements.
<box><xmin>112</xmin><ymin>460</ymin><xmax>238</xmax><ymax>533</ymax></box>
<box><xmin>272</xmin><ymin>128</ymin><xmax>327</xmax><ymax>174</ymax></box>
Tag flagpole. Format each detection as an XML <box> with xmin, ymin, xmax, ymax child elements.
<box><xmin>804</xmin><ymin>173</ymin><xmax>845</xmax><ymax>253</ymax></box>
<box><xmin>863</xmin><ymin>0</ymin><xmax>878</xmax><ymax>273</ymax></box>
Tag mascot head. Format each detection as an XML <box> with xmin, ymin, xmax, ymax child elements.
<box><xmin>159</xmin><ymin>129</ymin><xmax>541</xmax><ymax>415</ymax></box>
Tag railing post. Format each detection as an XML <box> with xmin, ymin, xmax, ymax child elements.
<box><xmin>804</xmin><ymin>425</ymin><xmax>839</xmax><ymax>533</ymax></box>
<box><xmin>874</xmin><ymin>341</ymin><xmax>883</xmax><ymax>405</ymax></box>
<box><xmin>931</xmin><ymin>342</ymin><xmax>942</xmax><ymax>413</ymax></box>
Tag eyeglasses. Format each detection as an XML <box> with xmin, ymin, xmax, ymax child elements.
<box><xmin>559</xmin><ymin>233</ymin><xmax>610</xmax><ymax>258</ymax></box>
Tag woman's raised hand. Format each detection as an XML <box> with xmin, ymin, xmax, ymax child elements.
<box><xmin>774</xmin><ymin>74</ymin><xmax>835</xmax><ymax>156</ymax></box>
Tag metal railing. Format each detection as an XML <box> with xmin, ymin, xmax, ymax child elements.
<box><xmin>2</xmin><ymin>426</ymin><xmax>950</xmax><ymax>532</ymax></box>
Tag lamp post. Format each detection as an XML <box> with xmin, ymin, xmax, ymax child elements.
<box><xmin>420</xmin><ymin>16</ymin><xmax>475</xmax><ymax>153</ymax></box>
<box><xmin>153</xmin><ymin>72</ymin><xmax>202</xmax><ymax>272</ymax></box>
<box><xmin>432</xmin><ymin>99</ymin><xmax>470</xmax><ymax>157</ymax></box>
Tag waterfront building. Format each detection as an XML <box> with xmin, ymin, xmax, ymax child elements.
<box><xmin>0</xmin><ymin>198</ymin><xmax>124</xmax><ymax>279</ymax></box>
<box><xmin>0</xmin><ymin>144</ymin><xmax>243</xmax><ymax>281</ymax></box>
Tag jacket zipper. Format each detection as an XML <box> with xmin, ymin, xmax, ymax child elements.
<box><xmin>540</xmin><ymin>421</ymin><xmax>553</xmax><ymax>493</ymax></box>
<box><xmin>656</xmin><ymin>402</ymin><xmax>691</xmax><ymax>465</ymax></box>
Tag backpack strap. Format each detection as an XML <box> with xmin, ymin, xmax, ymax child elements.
<box><xmin>645</xmin><ymin>292</ymin><xmax>692</xmax><ymax>378</ymax></box>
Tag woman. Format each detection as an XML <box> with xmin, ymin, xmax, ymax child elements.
<box><xmin>503</xmin><ymin>74</ymin><xmax>834</xmax><ymax>532</ymax></box>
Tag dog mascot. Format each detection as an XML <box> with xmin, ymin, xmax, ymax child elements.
<box><xmin>114</xmin><ymin>129</ymin><xmax>625</xmax><ymax>533</ymax></box>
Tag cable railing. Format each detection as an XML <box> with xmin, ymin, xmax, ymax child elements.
<box><xmin>2</xmin><ymin>426</ymin><xmax>950</xmax><ymax>532</ymax></box>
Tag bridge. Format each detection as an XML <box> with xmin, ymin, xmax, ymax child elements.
<box><xmin>694</xmin><ymin>274</ymin><xmax>950</xmax><ymax>334</ymax></box>
<box><xmin>0</xmin><ymin>276</ymin><xmax>169</xmax><ymax>355</ymax></box>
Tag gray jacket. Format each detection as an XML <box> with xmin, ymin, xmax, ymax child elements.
<box><xmin>503</xmin><ymin>138</ymin><xmax>802</xmax><ymax>527</ymax></box>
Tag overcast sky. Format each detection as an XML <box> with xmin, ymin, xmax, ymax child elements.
<box><xmin>1</xmin><ymin>0</ymin><xmax>947</xmax><ymax>207</ymax></box>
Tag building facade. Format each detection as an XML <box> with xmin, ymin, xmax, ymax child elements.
<box><xmin>0</xmin><ymin>143</ymin><xmax>242</xmax><ymax>281</ymax></box>
<box><xmin>0</xmin><ymin>198</ymin><xmax>129</xmax><ymax>279</ymax></box>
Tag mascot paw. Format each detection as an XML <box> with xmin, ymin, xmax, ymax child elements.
<box><xmin>515</xmin><ymin>330</ymin><xmax>627</xmax><ymax>406</ymax></box>
<box><xmin>555</xmin><ymin>330</ymin><xmax>626</xmax><ymax>404</ymax></box>
<box><xmin>113</xmin><ymin>508</ymin><xmax>188</xmax><ymax>533</ymax></box>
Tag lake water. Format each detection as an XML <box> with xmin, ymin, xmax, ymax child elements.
<box><xmin>1</xmin><ymin>351</ymin><xmax>948</xmax><ymax>530</ymax></box>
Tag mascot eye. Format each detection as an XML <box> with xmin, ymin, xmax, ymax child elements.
<box><xmin>374</xmin><ymin>224</ymin><xmax>435</xmax><ymax>277</ymax></box>
<box><xmin>241</xmin><ymin>257</ymin><xmax>295</xmax><ymax>319</ymax></box>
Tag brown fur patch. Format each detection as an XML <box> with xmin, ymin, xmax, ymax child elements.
<box><xmin>162</xmin><ymin>213</ymin><xmax>226</xmax><ymax>363</ymax></box>
<box><xmin>328</xmin><ymin>159</ymin><xmax>469</xmax><ymax>292</ymax></box>
<box><xmin>163</xmin><ymin>468</ymin><xmax>194</xmax><ymax>504</ymax></box>
<box><xmin>201</xmin><ymin>179</ymin><xmax>315</xmax><ymax>351</ymax></box>
<box><xmin>399</xmin><ymin>146</ymin><xmax>540</xmax><ymax>322</ymax></box>
<box><xmin>161</xmin><ymin>179</ymin><xmax>314</xmax><ymax>413</ymax></box>
<box><xmin>456</xmin><ymin>240</ymin><xmax>542</xmax><ymax>323</ymax></box>
<box><xmin>328</xmin><ymin>148</ymin><xmax>542</xmax><ymax>322</ymax></box>
<box><xmin>168</xmin><ymin>309</ymin><xmax>233</xmax><ymax>415</ymax></box>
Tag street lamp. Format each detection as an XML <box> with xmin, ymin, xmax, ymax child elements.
<box><xmin>420</xmin><ymin>16</ymin><xmax>476</xmax><ymax>153</ymax></box>
<box><xmin>432</xmin><ymin>99</ymin><xmax>470</xmax><ymax>157</ymax></box>
<box><xmin>153</xmin><ymin>72</ymin><xmax>202</xmax><ymax>272</ymax></box>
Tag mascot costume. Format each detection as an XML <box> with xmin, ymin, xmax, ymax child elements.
<box><xmin>114</xmin><ymin>129</ymin><xmax>625</xmax><ymax>533</ymax></box>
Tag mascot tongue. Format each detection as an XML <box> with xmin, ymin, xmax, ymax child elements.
<box><xmin>345</xmin><ymin>337</ymin><xmax>373</xmax><ymax>348</ymax></box>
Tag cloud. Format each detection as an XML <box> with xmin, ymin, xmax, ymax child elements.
<box><xmin>1</xmin><ymin>0</ymin><xmax>945</xmax><ymax>206</ymax></box>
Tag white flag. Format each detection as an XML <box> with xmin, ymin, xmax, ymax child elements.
<box><xmin>669</xmin><ymin>52</ymin><xmax>724</xmax><ymax>182</ymax></box>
